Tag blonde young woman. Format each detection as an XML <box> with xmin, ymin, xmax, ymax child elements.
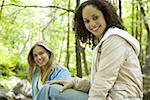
<box><xmin>27</xmin><ymin>41</ymin><xmax>73</xmax><ymax>100</ymax></box>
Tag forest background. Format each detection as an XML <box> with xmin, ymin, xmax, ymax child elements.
<box><xmin>0</xmin><ymin>0</ymin><xmax>150</xmax><ymax>92</ymax></box>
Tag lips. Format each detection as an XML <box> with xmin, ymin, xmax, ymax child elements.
<box><xmin>91</xmin><ymin>25</ymin><xmax>101</xmax><ymax>31</ymax></box>
<box><xmin>37</xmin><ymin>59</ymin><xmax>44</xmax><ymax>65</ymax></box>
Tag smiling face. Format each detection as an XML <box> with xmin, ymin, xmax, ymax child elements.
<box><xmin>82</xmin><ymin>5</ymin><xmax>107</xmax><ymax>40</ymax></box>
<box><xmin>32</xmin><ymin>46</ymin><xmax>50</xmax><ymax>68</ymax></box>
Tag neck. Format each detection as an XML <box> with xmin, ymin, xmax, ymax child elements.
<box><xmin>40</xmin><ymin>62</ymin><xmax>51</xmax><ymax>77</ymax></box>
<box><xmin>41</xmin><ymin>65</ymin><xmax>48</xmax><ymax>74</ymax></box>
<box><xmin>98</xmin><ymin>34</ymin><xmax>104</xmax><ymax>41</ymax></box>
<box><xmin>98</xmin><ymin>28</ymin><xmax>107</xmax><ymax>40</ymax></box>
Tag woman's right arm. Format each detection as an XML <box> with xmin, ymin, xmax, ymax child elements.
<box><xmin>49</xmin><ymin>77</ymin><xmax>90</xmax><ymax>93</ymax></box>
<box><xmin>72</xmin><ymin>77</ymin><xmax>90</xmax><ymax>93</ymax></box>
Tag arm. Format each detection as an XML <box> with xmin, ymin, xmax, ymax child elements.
<box><xmin>49</xmin><ymin>76</ymin><xmax>90</xmax><ymax>93</ymax></box>
<box><xmin>72</xmin><ymin>77</ymin><xmax>90</xmax><ymax>93</ymax></box>
<box><xmin>88</xmin><ymin>36</ymin><xmax>127</xmax><ymax>100</ymax></box>
<box><xmin>50</xmin><ymin>66</ymin><xmax>90</xmax><ymax>92</ymax></box>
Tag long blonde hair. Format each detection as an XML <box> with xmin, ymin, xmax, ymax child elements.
<box><xmin>27</xmin><ymin>41</ymin><xmax>57</xmax><ymax>83</ymax></box>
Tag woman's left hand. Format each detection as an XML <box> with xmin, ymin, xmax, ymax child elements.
<box><xmin>48</xmin><ymin>80</ymin><xmax>74</xmax><ymax>92</ymax></box>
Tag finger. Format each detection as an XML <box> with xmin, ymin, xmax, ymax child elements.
<box><xmin>49</xmin><ymin>80</ymin><xmax>64</xmax><ymax>85</ymax></box>
<box><xmin>49</xmin><ymin>80</ymin><xmax>60</xmax><ymax>84</ymax></box>
<box><xmin>60</xmin><ymin>83</ymin><xmax>72</xmax><ymax>92</ymax></box>
<box><xmin>60</xmin><ymin>85</ymin><xmax>68</xmax><ymax>92</ymax></box>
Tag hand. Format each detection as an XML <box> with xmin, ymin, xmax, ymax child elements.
<box><xmin>49</xmin><ymin>80</ymin><xmax>74</xmax><ymax>92</ymax></box>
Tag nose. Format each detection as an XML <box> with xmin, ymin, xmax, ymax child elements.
<box><xmin>89</xmin><ymin>20</ymin><xmax>96</xmax><ymax>29</ymax></box>
<box><xmin>37</xmin><ymin>55</ymin><xmax>41</xmax><ymax>59</ymax></box>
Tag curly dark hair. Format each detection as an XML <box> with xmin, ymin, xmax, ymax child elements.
<box><xmin>73</xmin><ymin>0</ymin><xmax>125</xmax><ymax>47</ymax></box>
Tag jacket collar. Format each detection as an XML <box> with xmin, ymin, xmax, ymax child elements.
<box><xmin>93</xmin><ymin>27</ymin><xmax>140</xmax><ymax>56</ymax></box>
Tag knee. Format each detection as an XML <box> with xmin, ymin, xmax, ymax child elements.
<box><xmin>41</xmin><ymin>84</ymin><xmax>50</xmax><ymax>90</ymax></box>
<box><xmin>49</xmin><ymin>84</ymin><xmax>62</xmax><ymax>93</ymax></box>
<box><xmin>41</xmin><ymin>84</ymin><xmax>62</xmax><ymax>93</ymax></box>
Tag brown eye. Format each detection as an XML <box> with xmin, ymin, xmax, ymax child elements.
<box><xmin>93</xmin><ymin>15</ymin><xmax>99</xmax><ymax>20</ymax></box>
<box><xmin>39</xmin><ymin>52</ymin><xmax>44</xmax><ymax>55</ymax></box>
<box><xmin>83</xmin><ymin>19</ymin><xmax>89</xmax><ymax>23</ymax></box>
<box><xmin>33</xmin><ymin>54</ymin><xmax>37</xmax><ymax>58</ymax></box>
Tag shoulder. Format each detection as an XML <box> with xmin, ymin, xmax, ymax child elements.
<box><xmin>102</xmin><ymin>35</ymin><xmax>128</xmax><ymax>48</ymax></box>
<box><xmin>103</xmin><ymin>27</ymin><xmax>129</xmax><ymax>44</ymax></box>
<box><xmin>97</xmin><ymin>35</ymin><xmax>129</xmax><ymax>56</ymax></box>
<box><xmin>49</xmin><ymin>65</ymin><xmax>71</xmax><ymax>80</ymax></box>
<box><xmin>54</xmin><ymin>65</ymin><xmax>68</xmax><ymax>72</ymax></box>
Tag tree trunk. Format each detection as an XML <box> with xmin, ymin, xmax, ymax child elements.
<box><xmin>76</xmin><ymin>39</ymin><xmax>82</xmax><ymax>77</ymax></box>
<box><xmin>131</xmin><ymin>0</ymin><xmax>135</xmax><ymax>36</ymax></box>
<box><xmin>0</xmin><ymin>0</ymin><xmax>5</xmax><ymax>19</ymax></box>
<box><xmin>135</xmin><ymin>5</ymin><xmax>139</xmax><ymax>39</ymax></box>
<box><xmin>65</xmin><ymin>0</ymin><xmax>70</xmax><ymax>69</ymax></box>
<box><xmin>75</xmin><ymin>0</ymin><xmax>82</xmax><ymax>78</ymax></box>
<box><xmin>81</xmin><ymin>47</ymin><xmax>89</xmax><ymax>75</ymax></box>
<box><xmin>118</xmin><ymin>0</ymin><xmax>122</xmax><ymax>18</ymax></box>
<box><xmin>138</xmin><ymin>0</ymin><xmax>150</xmax><ymax>73</ymax></box>
<box><xmin>139</xmin><ymin>7</ymin><xmax>144</xmax><ymax>68</ymax></box>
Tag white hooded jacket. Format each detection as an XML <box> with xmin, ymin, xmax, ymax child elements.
<box><xmin>72</xmin><ymin>27</ymin><xmax>143</xmax><ymax>100</ymax></box>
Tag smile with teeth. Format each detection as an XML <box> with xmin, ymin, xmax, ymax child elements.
<box><xmin>92</xmin><ymin>25</ymin><xmax>101</xmax><ymax>31</ymax></box>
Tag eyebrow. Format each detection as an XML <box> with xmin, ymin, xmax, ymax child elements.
<box><xmin>83</xmin><ymin>18</ymin><xmax>88</xmax><ymax>20</ymax></box>
<box><xmin>83</xmin><ymin>13</ymin><xmax>98</xmax><ymax>19</ymax></box>
<box><xmin>92</xmin><ymin>14</ymin><xmax>98</xmax><ymax>17</ymax></box>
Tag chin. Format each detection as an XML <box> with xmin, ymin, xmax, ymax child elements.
<box><xmin>38</xmin><ymin>64</ymin><xmax>44</xmax><ymax>67</ymax></box>
<box><xmin>92</xmin><ymin>32</ymin><xmax>98</xmax><ymax>36</ymax></box>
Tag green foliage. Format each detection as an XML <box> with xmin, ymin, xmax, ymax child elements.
<box><xmin>0</xmin><ymin>0</ymin><xmax>149</xmax><ymax>87</ymax></box>
<box><xmin>0</xmin><ymin>0</ymin><xmax>77</xmax><ymax>79</ymax></box>
<box><xmin>10</xmin><ymin>0</ymin><xmax>21</xmax><ymax>4</ymax></box>
<box><xmin>15</xmin><ymin>63</ymin><xmax>28</xmax><ymax>79</ymax></box>
<box><xmin>0</xmin><ymin>79</ymin><xmax>12</xmax><ymax>89</ymax></box>
<box><xmin>0</xmin><ymin>45</ymin><xmax>27</xmax><ymax>79</ymax></box>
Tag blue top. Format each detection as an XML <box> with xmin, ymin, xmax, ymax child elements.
<box><xmin>32</xmin><ymin>66</ymin><xmax>71</xmax><ymax>99</ymax></box>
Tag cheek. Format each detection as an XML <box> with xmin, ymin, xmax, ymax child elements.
<box><xmin>85</xmin><ymin>24</ymin><xmax>90</xmax><ymax>31</ymax></box>
<box><xmin>34</xmin><ymin>58</ymin><xmax>38</xmax><ymax>64</ymax></box>
<box><xmin>100</xmin><ymin>19</ymin><xmax>106</xmax><ymax>27</ymax></box>
<box><xmin>33</xmin><ymin>57</ymin><xmax>37</xmax><ymax>62</ymax></box>
<box><xmin>45</xmin><ymin>55</ymin><xmax>50</xmax><ymax>61</ymax></box>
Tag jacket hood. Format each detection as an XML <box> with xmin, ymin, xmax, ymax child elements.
<box><xmin>28</xmin><ymin>41</ymin><xmax>55</xmax><ymax>59</ymax></box>
<box><xmin>91</xmin><ymin>27</ymin><xmax>140</xmax><ymax>84</ymax></box>
<box><xmin>98</xmin><ymin>27</ymin><xmax>140</xmax><ymax>56</ymax></box>
<box><xmin>30</xmin><ymin>41</ymin><xmax>54</xmax><ymax>54</ymax></box>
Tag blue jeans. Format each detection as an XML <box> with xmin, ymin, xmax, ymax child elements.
<box><xmin>34</xmin><ymin>84</ymin><xmax>88</xmax><ymax>100</ymax></box>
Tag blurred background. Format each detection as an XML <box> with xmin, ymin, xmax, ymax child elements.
<box><xmin>0</xmin><ymin>0</ymin><xmax>150</xmax><ymax>99</ymax></box>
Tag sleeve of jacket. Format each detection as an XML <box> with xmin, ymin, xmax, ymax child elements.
<box><xmin>72</xmin><ymin>77</ymin><xmax>90</xmax><ymax>93</ymax></box>
<box><xmin>88</xmin><ymin>35</ymin><xmax>127</xmax><ymax>100</ymax></box>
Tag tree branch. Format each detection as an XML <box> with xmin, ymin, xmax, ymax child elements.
<box><xmin>0</xmin><ymin>3</ymin><xmax>74</xmax><ymax>13</ymax></box>
<box><xmin>0</xmin><ymin>0</ymin><xmax>5</xmax><ymax>19</ymax></box>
